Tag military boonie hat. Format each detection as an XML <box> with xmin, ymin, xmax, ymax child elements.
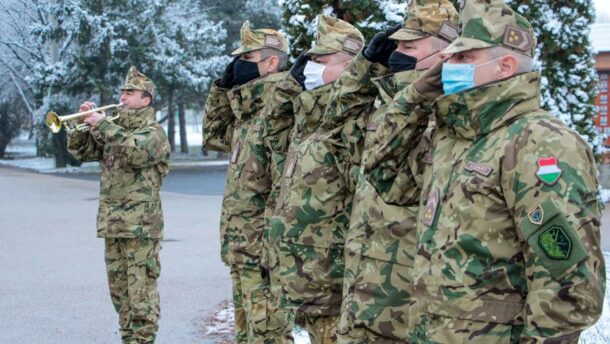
<box><xmin>389</xmin><ymin>0</ymin><xmax>459</xmax><ymax>43</ymax></box>
<box><xmin>121</xmin><ymin>66</ymin><xmax>156</xmax><ymax>98</ymax></box>
<box><xmin>231</xmin><ymin>20</ymin><xmax>289</xmax><ymax>56</ymax></box>
<box><xmin>307</xmin><ymin>15</ymin><xmax>365</xmax><ymax>56</ymax></box>
<box><xmin>444</xmin><ymin>0</ymin><xmax>536</xmax><ymax>57</ymax></box>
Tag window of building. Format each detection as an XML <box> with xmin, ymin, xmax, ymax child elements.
<box><xmin>602</xmin><ymin>95</ymin><xmax>608</xmax><ymax>105</ymax></box>
<box><xmin>605</xmin><ymin>127</ymin><xmax>610</xmax><ymax>135</ymax></box>
<box><xmin>602</xmin><ymin>107</ymin><xmax>608</xmax><ymax>115</ymax></box>
<box><xmin>601</xmin><ymin>116</ymin><xmax>607</xmax><ymax>126</ymax></box>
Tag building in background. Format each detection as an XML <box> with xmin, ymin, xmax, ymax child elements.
<box><xmin>592</xmin><ymin>23</ymin><xmax>610</xmax><ymax>146</ymax></box>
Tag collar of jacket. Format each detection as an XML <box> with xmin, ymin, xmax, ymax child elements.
<box><xmin>115</xmin><ymin>106</ymin><xmax>156</xmax><ymax>130</ymax></box>
<box><xmin>228</xmin><ymin>71</ymin><xmax>287</xmax><ymax>122</ymax></box>
<box><xmin>295</xmin><ymin>81</ymin><xmax>336</xmax><ymax>115</ymax></box>
<box><xmin>372</xmin><ymin>69</ymin><xmax>425</xmax><ymax>106</ymax></box>
<box><xmin>434</xmin><ymin>72</ymin><xmax>542</xmax><ymax>140</ymax></box>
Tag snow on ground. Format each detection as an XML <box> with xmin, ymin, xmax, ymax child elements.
<box><xmin>202</xmin><ymin>301</ymin><xmax>311</xmax><ymax>343</ymax></box>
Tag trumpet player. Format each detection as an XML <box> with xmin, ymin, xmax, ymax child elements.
<box><xmin>67</xmin><ymin>66</ymin><xmax>170</xmax><ymax>344</ymax></box>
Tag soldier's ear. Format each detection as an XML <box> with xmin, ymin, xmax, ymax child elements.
<box><xmin>267</xmin><ymin>55</ymin><xmax>280</xmax><ymax>73</ymax></box>
<box><xmin>497</xmin><ymin>55</ymin><xmax>518</xmax><ymax>80</ymax></box>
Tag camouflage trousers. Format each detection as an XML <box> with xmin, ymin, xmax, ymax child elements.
<box><xmin>230</xmin><ymin>264</ymin><xmax>295</xmax><ymax>344</ymax></box>
<box><xmin>304</xmin><ymin>314</ymin><xmax>340</xmax><ymax>344</ymax></box>
<box><xmin>105</xmin><ymin>237</ymin><xmax>161</xmax><ymax>344</ymax></box>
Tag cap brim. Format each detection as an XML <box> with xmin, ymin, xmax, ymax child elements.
<box><xmin>389</xmin><ymin>29</ymin><xmax>429</xmax><ymax>41</ymax></box>
<box><xmin>443</xmin><ymin>37</ymin><xmax>496</xmax><ymax>55</ymax></box>
<box><xmin>230</xmin><ymin>46</ymin><xmax>261</xmax><ymax>56</ymax></box>
<box><xmin>305</xmin><ymin>46</ymin><xmax>340</xmax><ymax>56</ymax></box>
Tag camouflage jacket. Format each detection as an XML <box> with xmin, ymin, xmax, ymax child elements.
<box><xmin>268</xmin><ymin>62</ymin><xmax>376</xmax><ymax>316</ymax></box>
<box><xmin>67</xmin><ymin>107</ymin><xmax>170</xmax><ymax>239</ymax></box>
<box><xmin>374</xmin><ymin>72</ymin><xmax>606</xmax><ymax>342</ymax></box>
<box><xmin>203</xmin><ymin>72</ymin><xmax>287</xmax><ymax>267</ymax></box>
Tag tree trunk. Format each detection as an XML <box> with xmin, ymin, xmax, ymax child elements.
<box><xmin>178</xmin><ymin>102</ymin><xmax>188</xmax><ymax>153</ymax></box>
<box><xmin>167</xmin><ymin>89</ymin><xmax>176</xmax><ymax>153</ymax></box>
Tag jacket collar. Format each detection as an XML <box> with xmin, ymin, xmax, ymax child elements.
<box><xmin>434</xmin><ymin>72</ymin><xmax>542</xmax><ymax>140</ymax></box>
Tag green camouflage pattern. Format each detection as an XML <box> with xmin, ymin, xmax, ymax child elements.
<box><xmin>335</xmin><ymin>65</ymin><xmax>431</xmax><ymax>343</ymax></box>
<box><xmin>121</xmin><ymin>66</ymin><xmax>156</xmax><ymax>98</ymax></box>
<box><xmin>304</xmin><ymin>314</ymin><xmax>341</xmax><ymax>344</ymax></box>
<box><xmin>203</xmin><ymin>71</ymin><xmax>296</xmax><ymax>343</ymax></box>
<box><xmin>232</xmin><ymin>20</ymin><xmax>289</xmax><ymax>56</ymax></box>
<box><xmin>231</xmin><ymin>265</ymin><xmax>295</xmax><ymax>344</ymax></box>
<box><xmin>268</xmin><ymin>54</ymin><xmax>377</xmax><ymax>318</ymax></box>
<box><xmin>368</xmin><ymin>72</ymin><xmax>606</xmax><ymax>342</ymax></box>
<box><xmin>105</xmin><ymin>237</ymin><xmax>161</xmax><ymax>343</ymax></box>
<box><xmin>67</xmin><ymin>106</ymin><xmax>170</xmax><ymax>239</ymax></box>
<box><xmin>444</xmin><ymin>0</ymin><xmax>536</xmax><ymax>57</ymax></box>
<box><xmin>307</xmin><ymin>15</ymin><xmax>365</xmax><ymax>56</ymax></box>
<box><xmin>389</xmin><ymin>0</ymin><xmax>459</xmax><ymax>42</ymax></box>
<box><xmin>203</xmin><ymin>72</ymin><xmax>286</xmax><ymax>266</ymax></box>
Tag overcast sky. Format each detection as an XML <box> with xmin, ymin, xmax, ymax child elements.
<box><xmin>595</xmin><ymin>0</ymin><xmax>610</xmax><ymax>23</ymax></box>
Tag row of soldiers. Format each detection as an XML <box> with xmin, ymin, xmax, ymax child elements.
<box><xmin>203</xmin><ymin>0</ymin><xmax>606</xmax><ymax>343</ymax></box>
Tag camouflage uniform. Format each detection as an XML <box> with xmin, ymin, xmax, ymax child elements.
<box><xmin>266</xmin><ymin>15</ymin><xmax>366</xmax><ymax>344</ymax></box>
<box><xmin>367</xmin><ymin>1</ymin><xmax>606</xmax><ymax>342</ymax></box>
<box><xmin>67</xmin><ymin>67</ymin><xmax>170</xmax><ymax>344</ymax></box>
<box><xmin>334</xmin><ymin>2</ymin><xmax>459</xmax><ymax>343</ymax></box>
<box><xmin>202</xmin><ymin>21</ymin><xmax>295</xmax><ymax>344</ymax></box>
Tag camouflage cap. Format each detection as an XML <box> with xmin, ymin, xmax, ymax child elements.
<box><xmin>444</xmin><ymin>0</ymin><xmax>536</xmax><ymax>57</ymax></box>
<box><xmin>389</xmin><ymin>0</ymin><xmax>459</xmax><ymax>43</ymax></box>
<box><xmin>121</xmin><ymin>66</ymin><xmax>156</xmax><ymax>98</ymax></box>
<box><xmin>307</xmin><ymin>15</ymin><xmax>365</xmax><ymax>56</ymax></box>
<box><xmin>231</xmin><ymin>20</ymin><xmax>288</xmax><ymax>56</ymax></box>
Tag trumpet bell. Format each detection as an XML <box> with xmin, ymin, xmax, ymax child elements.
<box><xmin>45</xmin><ymin>111</ymin><xmax>62</xmax><ymax>134</ymax></box>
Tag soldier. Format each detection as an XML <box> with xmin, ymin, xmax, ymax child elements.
<box><xmin>266</xmin><ymin>15</ymin><xmax>366</xmax><ymax>344</ymax></box>
<box><xmin>202</xmin><ymin>21</ymin><xmax>295</xmax><ymax>344</ymax></box>
<box><xmin>324</xmin><ymin>1</ymin><xmax>459</xmax><ymax>343</ymax></box>
<box><xmin>367</xmin><ymin>0</ymin><xmax>606</xmax><ymax>342</ymax></box>
<box><xmin>67</xmin><ymin>66</ymin><xmax>170</xmax><ymax>344</ymax></box>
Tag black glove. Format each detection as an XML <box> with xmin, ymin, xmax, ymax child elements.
<box><xmin>217</xmin><ymin>56</ymin><xmax>239</xmax><ymax>89</ymax></box>
<box><xmin>290</xmin><ymin>53</ymin><xmax>310</xmax><ymax>89</ymax></box>
<box><xmin>363</xmin><ymin>25</ymin><xmax>402</xmax><ymax>66</ymax></box>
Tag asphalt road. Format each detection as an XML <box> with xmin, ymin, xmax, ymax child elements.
<box><xmin>0</xmin><ymin>166</ymin><xmax>231</xmax><ymax>344</ymax></box>
<box><xmin>52</xmin><ymin>168</ymin><xmax>228</xmax><ymax>196</ymax></box>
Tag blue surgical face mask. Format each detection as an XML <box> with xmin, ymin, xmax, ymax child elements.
<box><xmin>441</xmin><ymin>58</ymin><xmax>500</xmax><ymax>95</ymax></box>
<box><xmin>441</xmin><ymin>63</ymin><xmax>476</xmax><ymax>95</ymax></box>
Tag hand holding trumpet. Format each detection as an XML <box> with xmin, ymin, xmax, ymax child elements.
<box><xmin>79</xmin><ymin>101</ymin><xmax>107</xmax><ymax>127</ymax></box>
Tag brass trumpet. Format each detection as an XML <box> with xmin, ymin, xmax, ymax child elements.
<box><xmin>45</xmin><ymin>103</ymin><xmax>124</xmax><ymax>134</ymax></box>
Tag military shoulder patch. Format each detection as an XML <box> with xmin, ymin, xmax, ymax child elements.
<box><xmin>422</xmin><ymin>152</ymin><xmax>433</xmax><ymax>165</ymax></box>
<box><xmin>538</xmin><ymin>225</ymin><xmax>572</xmax><ymax>260</ymax></box>
<box><xmin>528</xmin><ymin>204</ymin><xmax>544</xmax><ymax>225</ymax></box>
<box><xmin>503</xmin><ymin>25</ymin><xmax>534</xmax><ymax>54</ymax></box>
<box><xmin>366</xmin><ymin>122</ymin><xmax>378</xmax><ymax>132</ymax></box>
<box><xmin>535</xmin><ymin>156</ymin><xmax>562</xmax><ymax>186</ymax></box>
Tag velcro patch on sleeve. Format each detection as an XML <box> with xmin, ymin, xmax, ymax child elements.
<box><xmin>520</xmin><ymin>199</ymin><xmax>587</xmax><ymax>279</ymax></box>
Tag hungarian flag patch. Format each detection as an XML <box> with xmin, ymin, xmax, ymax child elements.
<box><xmin>536</xmin><ymin>157</ymin><xmax>562</xmax><ymax>186</ymax></box>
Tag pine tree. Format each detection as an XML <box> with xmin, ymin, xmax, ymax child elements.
<box><xmin>280</xmin><ymin>0</ymin><xmax>406</xmax><ymax>59</ymax></box>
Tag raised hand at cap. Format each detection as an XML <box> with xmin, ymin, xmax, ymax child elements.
<box><xmin>363</xmin><ymin>24</ymin><xmax>402</xmax><ymax>66</ymax></box>
<box><xmin>412</xmin><ymin>58</ymin><xmax>448</xmax><ymax>101</ymax></box>
<box><xmin>290</xmin><ymin>53</ymin><xmax>310</xmax><ymax>90</ymax></box>
<box><xmin>218</xmin><ymin>56</ymin><xmax>239</xmax><ymax>89</ymax></box>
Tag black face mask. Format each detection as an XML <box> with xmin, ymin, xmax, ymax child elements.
<box><xmin>233</xmin><ymin>59</ymin><xmax>261</xmax><ymax>85</ymax></box>
<box><xmin>388</xmin><ymin>51</ymin><xmax>418</xmax><ymax>73</ymax></box>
